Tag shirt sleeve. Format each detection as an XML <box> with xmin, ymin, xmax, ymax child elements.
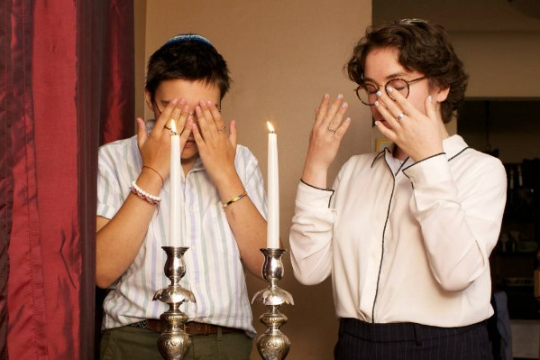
<box><xmin>403</xmin><ymin>152</ymin><xmax>507</xmax><ymax>291</ymax></box>
<box><xmin>97</xmin><ymin>145</ymin><xmax>126</xmax><ymax>220</ymax></box>
<box><xmin>289</xmin><ymin>180</ymin><xmax>336</xmax><ymax>285</ymax></box>
<box><xmin>236</xmin><ymin>146</ymin><xmax>267</xmax><ymax>220</ymax></box>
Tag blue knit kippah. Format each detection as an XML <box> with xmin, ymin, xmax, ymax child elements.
<box><xmin>165</xmin><ymin>33</ymin><xmax>214</xmax><ymax>47</ymax></box>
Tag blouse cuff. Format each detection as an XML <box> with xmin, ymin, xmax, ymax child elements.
<box><xmin>297</xmin><ymin>181</ymin><xmax>335</xmax><ymax>208</ymax></box>
<box><xmin>403</xmin><ymin>153</ymin><xmax>452</xmax><ymax>187</ymax></box>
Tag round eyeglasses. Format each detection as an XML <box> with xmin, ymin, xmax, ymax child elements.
<box><xmin>354</xmin><ymin>76</ymin><xmax>427</xmax><ymax>106</ymax></box>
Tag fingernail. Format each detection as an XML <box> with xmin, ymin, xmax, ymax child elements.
<box><xmin>374</xmin><ymin>101</ymin><xmax>380</xmax><ymax>107</ymax></box>
<box><xmin>386</xmin><ymin>87</ymin><xmax>393</xmax><ymax>93</ymax></box>
<box><xmin>345</xmin><ymin>117</ymin><xmax>351</xmax><ymax>123</ymax></box>
<box><xmin>323</xmin><ymin>94</ymin><xmax>329</xmax><ymax>99</ymax></box>
<box><xmin>374</xmin><ymin>121</ymin><xmax>380</xmax><ymax>126</ymax></box>
<box><xmin>341</xmin><ymin>102</ymin><xmax>348</xmax><ymax>109</ymax></box>
<box><xmin>171</xmin><ymin>99</ymin><xmax>179</xmax><ymax>104</ymax></box>
<box><xmin>428</xmin><ymin>95</ymin><xmax>433</xmax><ymax>103</ymax></box>
<box><xmin>337</xmin><ymin>94</ymin><xmax>343</xmax><ymax>100</ymax></box>
<box><xmin>376</xmin><ymin>91</ymin><xmax>383</xmax><ymax>97</ymax></box>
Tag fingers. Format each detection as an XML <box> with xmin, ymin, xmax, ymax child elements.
<box><xmin>228</xmin><ymin>120</ymin><xmax>238</xmax><ymax>148</ymax></box>
<box><xmin>424</xmin><ymin>95</ymin><xmax>438</xmax><ymax>120</ymax></box>
<box><xmin>155</xmin><ymin>99</ymin><xmax>181</xmax><ymax>135</ymax></box>
<box><xmin>136</xmin><ymin>117</ymin><xmax>147</xmax><ymax>149</ymax></box>
<box><xmin>333</xmin><ymin>117</ymin><xmax>352</xmax><ymax>138</ymax></box>
<box><xmin>174</xmin><ymin>103</ymin><xmax>191</xmax><ymax>136</ymax></box>
<box><xmin>194</xmin><ymin>100</ymin><xmax>226</xmax><ymax>140</ymax></box>
<box><xmin>179</xmin><ymin>118</ymin><xmax>193</xmax><ymax>147</ymax></box>
<box><xmin>314</xmin><ymin>94</ymin><xmax>331</xmax><ymax>126</ymax></box>
<box><xmin>314</xmin><ymin>93</ymin><xmax>350</xmax><ymax>138</ymax></box>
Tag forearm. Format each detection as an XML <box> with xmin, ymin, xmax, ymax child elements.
<box><xmin>216</xmin><ymin>171</ymin><xmax>267</xmax><ymax>278</ymax></box>
<box><xmin>96</xmin><ymin>171</ymin><xmax>162</xmax><ymax>288</ymax></box>
<box><xmin>289</xmin><ymin>182</ymin><xmax>335</xmax><ymax>285</ymax></box>
<box><xmin>406</xmin><ymin>155</ymin><xmax>507</xmax><ymax>291</ymax></box>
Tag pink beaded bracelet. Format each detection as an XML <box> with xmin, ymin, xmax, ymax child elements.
<box><xmin>130</xmin><ymin>181</ymin><xmax>162</xmax><ymax>206</ymax></box>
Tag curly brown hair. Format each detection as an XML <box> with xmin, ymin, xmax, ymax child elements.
<box><xmin>347</xmin><ymin>19</ymin><xmax>468</xmax><ymax>123</ymax></box>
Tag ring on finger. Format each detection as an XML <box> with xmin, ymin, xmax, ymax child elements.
<box><xmin>217</xmin><ymin>126</ymin><xmax>226</xmax><ymax>132</ymax></box>
<box><xmin>396</xmin><ymin>112</ymin><xmax>405</xmax><ymax>121</ymax></box>
<box><xmin>328</xmin><ymin>127</ymin><xmax>336</xmax><ymax>133</ymax></box>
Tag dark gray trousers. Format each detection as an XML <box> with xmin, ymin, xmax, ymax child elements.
<box><xmin>335</xmin><ymin>318</ymin><xmax>493</xmax><ymax>360</ymax></box>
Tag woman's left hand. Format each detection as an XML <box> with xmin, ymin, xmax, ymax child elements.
<box><xmin>191</xmin><ymin>100</ymin><xmax>238</xmax><ymax>186</ymax></box>
<box><xmin>374</xmin><ymin>87</ymin><xmax>446</xmax><ymax>161</ymax></box>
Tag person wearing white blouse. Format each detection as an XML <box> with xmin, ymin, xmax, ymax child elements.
<box><xmin>290</xmin><ymin>19</ymin><xmax>506</xmax><ymax>360</ymax></box>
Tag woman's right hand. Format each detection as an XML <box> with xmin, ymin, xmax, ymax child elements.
<box><xmin>301</xmin><ymin>94</ymin><xmax>351</xmax><ymax>188</ymax></box>
<box><xmin>136</xmin><ymin>98</ymin><xmax>193</xmax><ymax>180</ymax></box>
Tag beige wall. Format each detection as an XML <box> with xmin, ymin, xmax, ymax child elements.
<box><xmin>452</xmin><ymin>31</ymin><xmax>540</xmax><ymax>98</ymax></box>
<box><xmin>138</xmin><ymin>1</ymin><xmax>372</xmax><ymax>359</ymax></box>
<box><xmin>134</xmin><ymin>3</ymin><xmax>540</xmax><ymax>357</ymax></box>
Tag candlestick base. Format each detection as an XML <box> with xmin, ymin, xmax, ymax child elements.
<box><xmin>251</xmin><ymin>248</ymin><xmax>294</xmax><ymax>360</ymax></box>
<box><xmin>153</xmin><ymin>246</ymin><xmax>196</xmax><ymax>360</ymax></box>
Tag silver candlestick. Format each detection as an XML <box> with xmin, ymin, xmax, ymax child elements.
<box><xmin>153</xmin><ymin>246</ymin><xmax>196</xmax><ymax>360</ymax></box>
<box><xmin>251</xmin><ymin>248</ymin><xmax>294</xmax><ymax>360</ymax></box>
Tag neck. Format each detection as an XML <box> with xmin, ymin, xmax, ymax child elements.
<box><xmin>392</xmin><ymin>146</ymin><xmax>408</xmax><ymax>161</ymax></box>
<box><xmin>181</xmin><ymin>158</ymin><xmax>197</xmax><ymax>174</ymax></box>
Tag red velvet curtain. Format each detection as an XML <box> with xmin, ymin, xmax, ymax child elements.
<box><xmin>0</xmin><ymin>0</ymin><xmax>134</xmax><ymax>359</ymax></box>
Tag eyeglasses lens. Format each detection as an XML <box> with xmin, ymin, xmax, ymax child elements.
<box><xmin>356</xmin><ymin>79</ymin><xmax>410</xmax><ymax>105</ymax></box>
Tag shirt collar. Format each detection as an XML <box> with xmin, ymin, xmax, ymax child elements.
<box><xmin>371</xmin><ymin>134</ymin><xmax>470</xmax><ymax>168</ymax></box>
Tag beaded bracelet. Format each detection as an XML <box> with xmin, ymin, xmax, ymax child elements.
<box><xmin>130</xmin><ymin>181</ymin><xmax>162</xmax><ymax>206</ymax></box>
<box><xmin>222</xmin><ymin>191</ymin><xmax>248</xmax><ymax>209</ymax></box>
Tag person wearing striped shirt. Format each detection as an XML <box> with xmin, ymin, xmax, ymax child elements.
<box><xmin>96</xmin><ymin>34</ymin><xmax>268</xmax><ymax>360</ymax></box>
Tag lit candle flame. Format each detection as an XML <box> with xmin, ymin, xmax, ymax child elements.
<box><xmin>267</xmin><ymin>121</ymin><xmax>275</xmax><ymax>133</ymax></box>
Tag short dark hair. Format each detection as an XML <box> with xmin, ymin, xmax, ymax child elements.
<box><xmin>145</xmin><ymin>34</ymin><xmax>231</xmax><ymax>102</ymax></box>
<box><xmin>347</xmin><ymin>19</ymin><xmax>468</xmax><ymax>123</ymax></box>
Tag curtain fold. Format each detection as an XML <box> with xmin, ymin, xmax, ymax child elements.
<box><xmin>0</xmin><ymin>1</ymin><xmax>134</xmax><ymax>359</ymax></box>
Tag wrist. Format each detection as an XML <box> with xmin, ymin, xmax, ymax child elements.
<box><xmin>301</xmin><ymin>166</ymin><xmax>328</xmax><ymax>189</ymax></box>
<box><xmin>137</xmin><ymin>169</ymin><xmax>164</xmax><ymax>193</ymax></box>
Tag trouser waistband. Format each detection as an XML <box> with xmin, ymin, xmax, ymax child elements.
<box><xmin>128</xmin><ymin>319</ymin><xmax>244</xmax><ymax>335</ymax></box>
<box><xmin>339</xmin><ymin>318</ymin><xmax>488</xmax><ymax>342</ymax></box>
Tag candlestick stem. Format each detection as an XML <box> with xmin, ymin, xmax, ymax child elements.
<box><xmin>251</xmin><ymin>248</ymin><xmax>294</xmax><ymax>359</ymax></box>
<box><xmin>153</xmin><ymin>246</ymin><xmax>196</xmax><ymax>360</ymax></box>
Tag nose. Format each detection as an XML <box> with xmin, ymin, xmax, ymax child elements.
<box><xmin>370</xmin><ymin>102</ymin><xmax>381</xmax><ymax>119</ymax></box>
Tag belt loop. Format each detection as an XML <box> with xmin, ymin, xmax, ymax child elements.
<box><xmin>413</xmin><ymin>323</ymin><xmax>423</xmax><ymax>346</ymax></box>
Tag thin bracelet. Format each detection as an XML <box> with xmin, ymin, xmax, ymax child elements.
<box><xmin>131</xmin><ymin>181</ymin><xmax>162</xmax><ymax>205</ymax></box>
<box><xmin>222</xmin><ymin>191</ymin><xmax>248</xmax><ymax>209</ymax></box>
<box><xmin>142</xmin><ymin>165</ymin><xmax>164</xmax><ymax>186</ymax></box>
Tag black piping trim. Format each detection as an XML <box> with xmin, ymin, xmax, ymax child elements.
<box><xmin>300</xmin><ymin>178</ymin><xmax>335</xmax><ymax>208</ymax></box>
<box><xmin>403</xmin><ymin>152</ymin><xmax>445</xmax><ymax>171</ymax></box>
<box><xmin>371</xmin><ymin>147</ymin><xmax>388</xmax><ymax>168</ymax></box>
<box><xmin>448</xmin><ymin>147</ymin><xmax>471</xmax><ymax>161</ymax></box>
<box><xmin>371</xmin><ymin>154</ymin><xmax>397</xmax><ymax>322</ymax></box>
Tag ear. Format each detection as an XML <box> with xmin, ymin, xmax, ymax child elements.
<box><xmin>144</xmin><ymin>89</ymin><xmax>154</xmax><ymax>111</ymax></box>
<box><xmin>435</xmin><ymin>86</ymin><xmax>450</xmax><ymax>103</ymax></box>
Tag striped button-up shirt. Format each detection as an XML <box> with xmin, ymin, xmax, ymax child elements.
<box><xmin>97</xmin><ymin>135</ymin><xmax>267</xmax><ymax>336</ymax></box>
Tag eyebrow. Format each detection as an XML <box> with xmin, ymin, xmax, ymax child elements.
<box><xmin>363</xmin><ymin>72</ymin><xmax>410</xmax><ymax>84</ymax></box>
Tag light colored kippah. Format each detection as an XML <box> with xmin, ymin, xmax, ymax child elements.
<box><xmin>165</xmin><ymin>33</ymin><xmax>214</xmax><ymax>47</ymax></box>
